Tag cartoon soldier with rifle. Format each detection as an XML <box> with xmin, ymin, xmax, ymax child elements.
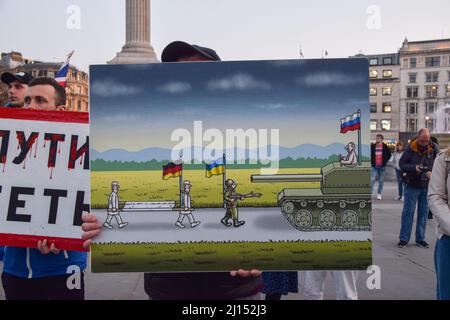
<box><xmin>221</xmin><ymin>179</ymin><xmax>262</xmax><ymax>228</ymax></box>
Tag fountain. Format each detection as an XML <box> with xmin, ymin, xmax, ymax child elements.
<box><xmin>433</xmin><ymin>103</ymin><xmax>450</xmax><ymax>147</ymax></box>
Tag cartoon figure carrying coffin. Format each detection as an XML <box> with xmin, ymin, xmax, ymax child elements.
<box><xmin>103</xmin><ymin>181</ymin><xmax>128</xmax><ymax>229</ymax></box>
<box><xmin>175</xmin><ymin>180</ymin><xmax>201</xmax><ymax>229</ymax></box>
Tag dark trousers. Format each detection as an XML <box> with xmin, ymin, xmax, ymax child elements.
<box><xmin>1</xmin><ymin>272</ymin><xmax>85</xmax><ymax>300</ymax></box>
<box><xmin>435</xmin><ymin>235</ymin><xmax>450</xmax><ymax>300</ymax></box>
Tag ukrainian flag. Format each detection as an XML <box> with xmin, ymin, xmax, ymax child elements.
<box><xmin>205</xmin><ymin>158</ymin><xmax>225</xmax><ymax>178</ymax></box>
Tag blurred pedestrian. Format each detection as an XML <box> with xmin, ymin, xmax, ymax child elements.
<box><xmin>303</xmin><ymin>271</ymin><xmax>358</xmax><ymax>300</ymax></box>
<box><xmin>371</xmin><ymin>134</ymin><xmax>391</xmax><ymax>200</ymax></box>
<box><xmin>392</xmin><ymin>141</ymin><xmax>406</xmax><ymax>201</ymax></box>
<box><xmin>262</xmin><ymin>272</ymin><xmax>298</xmax><ymax>300</ymax></box>
<box><xmin>428</xmin><ymin>137</ymin><xmax>440</xmax><ymax>220</ymax></box>
<box><xmin>427</xmin><ymin>147</ymin><xmax>450</xmax><ymax>300</ymax></box>
<box><xmin>398</xmin><ymin>128</ymin><xmax>439</xmax><ymax>249</ymax></box>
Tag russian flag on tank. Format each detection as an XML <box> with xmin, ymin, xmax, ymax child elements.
<box><xmin>340</xmin><ymin>110</ymin><xmax>361</xmax><ymax>134</ymax></box>
<box><xmin>55</xmin><ymin>50</ymin><xmax>74</xmax><ymax>88</ymax></box>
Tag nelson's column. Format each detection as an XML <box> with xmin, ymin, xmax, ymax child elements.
<box><xmin>109</xmin><ymin>0</ymin><xmax>158</xmax><ymax>64</ymax></box>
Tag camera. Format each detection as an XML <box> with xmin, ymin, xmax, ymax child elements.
<box><xmin>418</xmin><ymin>165</ymin><xmax>431</xmax><ymax>172</ymax></box>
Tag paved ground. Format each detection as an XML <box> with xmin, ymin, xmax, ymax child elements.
<box><xmin>94</xmin><ymin>207</ymin><xmax>371</xmax><ymax>243</ymax></box>
<box><xmin>0</xmin><ymin>181</ymin><xmax>438</xmax><ymax>299</ymax></box>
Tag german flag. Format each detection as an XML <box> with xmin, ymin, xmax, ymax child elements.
<box><xmin>162</xmin><ymin>162</ymin><xmax>182</xmax><ymax>180</ymax></box>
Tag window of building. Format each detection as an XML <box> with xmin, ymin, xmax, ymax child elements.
<box><xmin>77</xmin><ymin>101</ymin><xmax>82</xmax><ymax>112</ymax></box>
<box><xmin>402</xmin><ymin>58</ymin><xmax>408</xmax><ymax>68</ymax></box>
<box><xmin>425</xmin><ymin>72</ymin><xmax>439</xmax><ymax>83</ymax></box>
<box><xmin>369</xmin><ymin>70</ymin><xmax>378</xmax><ymax>78</ymax></box>
<box><xmin>370</xmin><ymin>120</ymin><xmax>377</xmax><ymax>131</ymax></box>
<box><xmin>407</xmin><ymin>87</ymin><xmax>418</xmax><ymax>98</ymax></box>
<box><xmin>370</xmin><ymin>103</ymin><xmax>377</xmax><ymax>113</ymax></box>
<box><xmin>426</xmin><ymin>101</ymin><xmax>438</xmax><ymax>114</ymax></box>
<box><xmin>381</xmin><ymin>120</ymin><xmax>391</xmax><ymax>131</ymax></box>
<box><xmin>410</xmin><ymin>58</ymin><xmax>417</xmax><ymax>68</ymax></box>
<box><xmin>407</xmin><ymin>102</ymin><xmax>418</xmax><ymax>114</ymax></box>
<box><xmin>447</xmin><ymin>84</ymin><xmax>450</xmax><ymax>97</ymax></box>
<box><xmin>67</xmin><ymin>100</ymin><xmax>71</xmax><ymax>111</ymax></box>
<box><xmin>425</xmin><ymin>118</ymin><xmax>436</xmax><ymax>132</ymax></box>
<box><xmin>382</xmin><ymin>70</ymin><xmax>393</xmax><ymax>78</ymax></box>
<box><xmin>425</xmin><ymin>85</ymin><xmax>438</xmax><ymax>98</ymax></box>
<box><xmin>382</xmin><ymin>87</ymin><xmax>392</xmax><ymax>96</ymax></box>
<box><xmin>369</xmin><ymin>58</ymin><xmax>378</xmax><ymax>66</ymax></box>
<box><xmin>38</xmin><ymin>69</ymin><xmax>48</xmax><ymax>77</ymax></box>
<box><xmin>370</xmin><ymin>87</ymin><xmax>377</xmax><ymax>96</ymax></box>
<box><xmin>407</xmin><ymin>119</ymin><xmax>418</xmax><ymax>132</ymax></box>
<box><xmin>382</xmin><ymin>103</ymin><xmax>392</xmax><ymax>113</ymax></box>
<box><xmin>383</xmin><ymin>57</ymin><xmax>393</xmax><ymax>65</ymax></box>
<box><xmin>425</xmin><ymin>56</ymin><xmax>441</xmax><ymax>68</ymax></box>
<box><xmin>409</xmin><ymin>73</ymin><xmax>417</xmax><ymax>83</ymax></box>
<box><xmin>448</xmin><ymin>71</ymin><xmax>450</xmax><ymax>81</ymax></box>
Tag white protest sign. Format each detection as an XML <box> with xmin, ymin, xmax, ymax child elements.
<box><xmin>0</xmin><ymin>108</ymin><xmax>89</xmax><ymax>251</ymax></box>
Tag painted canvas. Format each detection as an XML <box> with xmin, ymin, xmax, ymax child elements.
<box><xmin>90</xmin><ymin>59</ymin><xmax>372</xmax><ymax>272</ymax></box>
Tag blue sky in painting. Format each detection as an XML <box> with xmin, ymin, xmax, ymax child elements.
<box><xmin>90</xmin><ymin>59</ymin><xmax>369</xmax><ymax>152</ymax></box>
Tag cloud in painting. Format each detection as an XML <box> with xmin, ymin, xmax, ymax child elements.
<box><xmin>254</xmin><ymin>103</ymin><xmax>288</xmax><ymax>110</ymax></box>
<box><xmin>298</xmin><ymin>72</ymin><xmax>366</xmax><ymax>87</ymax></box>
<box><xmin>91</xmin><ymin>79</ymin><xmax>142</xmax><ymax>97</ymax></box>
<box><xmin>157</xmin><ymin>81</ymin><xmax>192</xmax><ymax>94</ymax></box>
<box><xmin>207</xmin><ymin>73</ymin><xmax>271</xmax><ymax>91</ymax></box>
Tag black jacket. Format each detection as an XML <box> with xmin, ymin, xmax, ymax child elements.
<box><xmin>371</xmin><ymin>143</ymin><xmax>392</xmax><ymax>167</ymax></box>
<box><xmin>144</xmin><ymin>272</ymin><xmax>263</xmax><ymax>300</ymax></box>
<box><xmin>399</xmin><ymin>138</ymin><xmax>439</xmax><ymax>188</ymax></box>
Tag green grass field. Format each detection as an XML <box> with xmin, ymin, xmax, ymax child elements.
<box><xmin>91</xmin><ymin>240</ymin><xmax>372</xmax><ymax>272</ymax></box>
<box><xmin>91</xmin><ymin>168</ymin><xmax>320</xmax><ymax>208</ymax></box>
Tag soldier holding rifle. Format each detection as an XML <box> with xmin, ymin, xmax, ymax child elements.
<box><xmin>221</xmin><ymin>179</ymin><xmax>262</xmax><ymax>228</ymax></box>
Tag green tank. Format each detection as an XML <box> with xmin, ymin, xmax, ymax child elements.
<box><xmin>251</xmin><ymin>162</ymin><xmax>371</xmax><ymax>231</ymax></box>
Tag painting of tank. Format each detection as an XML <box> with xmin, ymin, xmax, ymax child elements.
<box><xmin>89</xmin><ymin>58</ymin><xmax>372</xmax><ymax>272</ymax></box>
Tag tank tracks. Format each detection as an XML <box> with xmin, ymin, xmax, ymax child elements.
<box><xmin>280</xmin><ymin>198</ymin><xmax>372</xmax><ymax>232</ymax></box>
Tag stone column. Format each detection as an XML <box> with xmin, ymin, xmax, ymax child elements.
<box><xmin>109</xmin><ymin>0</ymin><xmax>158</xmax><ymax>64</ymax></box>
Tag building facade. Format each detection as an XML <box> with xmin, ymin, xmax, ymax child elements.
<box><xmin>352</xmin><ymin>53</ymin><xmax>401</xmax><ymax>144</ymax></box>
<box><xmin>368</xmin><ymin>53</ymin><xmax>401</xmax><ymax>144</ymax></box>
<box><xmin>399</xmin><ymin>38</ymin><xmax>450</xmax><ymax>140</ymax></box>
<box><xmin>0</xmin><ymin>56</ymin><xmax>89</xmax><ymax>112</ymax></box>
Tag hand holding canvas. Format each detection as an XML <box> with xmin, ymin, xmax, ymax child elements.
<box><xmin>81</xmin><ymin>212</ymin><xmax>102</xmax><ymax>250</ymax></box>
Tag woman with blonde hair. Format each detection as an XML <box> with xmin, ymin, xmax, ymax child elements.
<box><xmin>428</xmin><ymin>147</ymin><xmax>450</xmax><ymax>300</ymax></box>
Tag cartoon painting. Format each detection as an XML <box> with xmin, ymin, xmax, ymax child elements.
<box><xmin>90</xmin><ymin>58</ymin><xmax>372</xmax><ymax>272</ymax></box>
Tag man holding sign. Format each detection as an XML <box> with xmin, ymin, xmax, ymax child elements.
<box><xmin>0</xmin><ymin>77</ymin><xmax>88</xmax><ymax>300</ymax></box>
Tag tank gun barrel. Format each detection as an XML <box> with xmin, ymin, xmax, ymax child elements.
<box><xmin>251</xmin><ymin>174</ymin><xmax>323</xmax><ymax>183</ymax></box>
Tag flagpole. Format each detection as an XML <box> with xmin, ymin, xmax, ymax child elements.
<box><xmin>358</xmin><ymin>109</ymin><xmax>362</xmax><ymax>165</ymax></box>
<box><xmin>179</xmin><ymin>155</ymin><xmax>183</xmax><ymax>208</ymax></box>
<box><xmin>223</xmin><ymin>153</ymin><xmax>226</xmax><ymax>209</ymax></box>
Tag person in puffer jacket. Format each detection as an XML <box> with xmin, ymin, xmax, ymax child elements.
<box><xmin>1</xmin><ymin>78</ymin><xmax>88</xmax><ymax>300</ymax></box>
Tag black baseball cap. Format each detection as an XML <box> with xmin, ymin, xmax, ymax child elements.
<box><xmin>161</xmin><ymin>41</ymin><xmax>221</xmax><ymax>62</ymax></box>
<box><xmin>1</xmin><ymin>71</ymin><xmax>34</xmax><ymax>85</ymax></box>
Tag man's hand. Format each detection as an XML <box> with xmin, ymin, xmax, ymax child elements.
<box><xmin>81</xmin><ymin>212</ymin><xmax>102</xmax><ymax>250</ymax></box>
<box><xmin>416</xmin><ymin>165</ymin><xmax>422</xmax><ymax>173</ymax></box>
<box><xmin>37</xmin><ymin>239</ymin><xmax>60</xmax><ymax>255</ymax></box>
<box><xmin>230</xmin><ymin>269</ymin><xmax>262</xmax><ymax>277</ymax></box>
<box><xmin>426</xmin><ymin>171</ymin><xmax>432</xmax><ymax>179</ymax></box>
